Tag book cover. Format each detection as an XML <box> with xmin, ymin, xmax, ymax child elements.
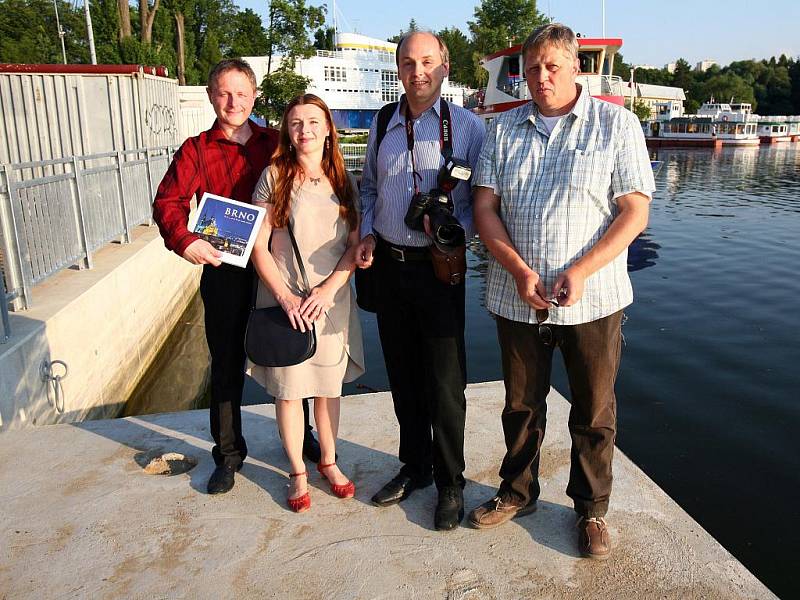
<box><xmin>187</xmin><ymin>193</ymin><xmax>266</xmax><ymax>268</ymax></box>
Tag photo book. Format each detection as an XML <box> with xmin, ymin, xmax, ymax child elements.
<box><xmin>187</xmin><ymin>193</ymin><xmax>266</xmax><ymax>268</ymax></box>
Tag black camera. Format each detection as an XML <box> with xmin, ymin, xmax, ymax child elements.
<box><xmin>404</xmin><ymin>158</ymin><xmax>472</xmax><ymax>251</ymax></box>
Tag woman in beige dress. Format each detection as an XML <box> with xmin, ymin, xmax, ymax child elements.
<box><xmin>249</xmin><ymin>94</ymin><xmax>365</xmax><ymax>513</ymax></box>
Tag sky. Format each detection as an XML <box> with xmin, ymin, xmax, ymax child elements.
<box><xmin>238</xmin><ymin>0</ymin><xmax>800</xmax><ymax>68</ymax></box>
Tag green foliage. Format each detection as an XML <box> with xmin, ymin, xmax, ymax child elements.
<box><xmin>256</xmin><ymin>65</ymin><xmax>310</xmax><ymax>123</ymax></box>
<box><xmin>388</xmin><ymin>19</ymin><xmax>418</xmax><ymax>44</ymax></box>
<box><xmin>0</xmin><ymin>0</ymin><xmax>88</xmax><ymax>63</ymax></box>
<box><xmin>266</xmin><ymin>0</ymin><xmax>325</xmax><ymax>71</ymax></box>
<box><xmin>229</xmin><ymin>9</ymin><xmax>270</xmax><ymax>57</ymax></box>
<box><xmin>629</xmin><ymin>99</ymin><xmax>652</xmax><ymax>122</ymax></box>
<box><xmin>469</xmin><ymin>0</ymin><xmax>548</xmax><ymax>56</ymax></box>
<box><xmin>439</xmin><ymin>27</ymin><xmax>476</xmax><ymax>87</ymax></box>
<box><xmin>313</xmin><ymin>26</ymin><xmax>335</xmax><ymax>51</ymax></box>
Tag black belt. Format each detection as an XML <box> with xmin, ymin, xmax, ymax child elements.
<box><xmin>375</xmin><ymin>235</ymin><xmax>430</xmax><ymax>262</ymax></box>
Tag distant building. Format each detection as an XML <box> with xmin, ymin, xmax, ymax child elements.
<box><xmin>244</xmin><ymin>33</ymin><xmax>473</xmax><ymax>130</ymax></box>
<box><xmin>627</xmin><ymin>82</ymin><xmax>686</xmax><ymax>120</ymax></box>
<box><xmin>695</xmin><ymin>59</ymin><xmax>717</xmax><ymax>72</ymax></box>
<box><xmin>665</xmin><ymin>62</ymin><xmax>677</xmax><ymax>73</ymax></box>
<box><xmin>633</xmin><ymin>64</ymin><xmax>659</xmax><ymax>71</ymax></box>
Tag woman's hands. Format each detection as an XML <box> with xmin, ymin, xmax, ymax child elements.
<box><xmin>276</xmin><ymin>291</ymin><xmax>313</xmax><ymax>332</ymax></box>
<box><xmin>299</xmin><ymin>284</ymin><xmax>336</xmax><ymax>323</ymax></box>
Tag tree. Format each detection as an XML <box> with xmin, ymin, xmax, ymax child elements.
<box><xmin>698</xmin><ymin>72</ymin><xmax>756</xmax><ymax>107</ymax></box>
<box><xmin>257</xmin><ymin>65</ymin><xmax>310</xmax><ymax>123</ymax></box>
<box><xmin>228</xmin><ymin>8</ymin><xmax>270</xmax><ymax>57</ymax></box>
<box><xmin>438</xmin><ymin>26</ymin><xmax>475</xmax><ymax>87</ymax></box>
<box><xmin>469</xmin><ymin>0</ymin><xmax>547</xmax><ymax>57</ymax></box>
<box><xmin>313</xmin><ymin>26</ymin><xmax>335</xmax><ymax>51</ymax></box>
<box><xmin>139</xmin><ymin>0</ymin><xmax>160</xmax><ymax>44</ymax></box>
<box><xmin>388</xmin><ymin>18</ymin><xmax>418</xmax><ymax>44</ymax></box>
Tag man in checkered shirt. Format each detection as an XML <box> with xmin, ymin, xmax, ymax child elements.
<box><xmin>468</xmin><ymin>23</ymin><xmax>655</xmax><ymax>559</ymax></box>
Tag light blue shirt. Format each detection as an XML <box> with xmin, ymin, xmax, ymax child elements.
<box><xmin>360</xmin><ymin>97</ymin><xmax>486</xmax><ymax>246</ymax></box>
<box><xmin>473</xmin><ymin>86</ymin><xmax>655</xmax><ymax>325</ymax></box>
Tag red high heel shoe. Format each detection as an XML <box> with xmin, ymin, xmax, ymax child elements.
<box><xmin>287</xmin><ymin>471</ymin><xmax>311</xmax><ymax>513</ymax></box>
<box><xmin>317</xmin><ymin>462</ymin><xmax>355</xmax><ymax>499</ymax></box>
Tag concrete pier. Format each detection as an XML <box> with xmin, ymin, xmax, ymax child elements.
<box><xmin>0</xmin><ymin>225</ymin><xmax>200</xmax><ymax>430</ymax></box>
<box><xmin>0</xmin><ymin>382</ymin><xmax>775</xmax><ymax>599</ymax></box>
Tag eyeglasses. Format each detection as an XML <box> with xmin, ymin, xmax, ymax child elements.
<box><xmin>536</xmin><ymin>308</ymin><xmax>554</xmax><ymax>346</ymax></box>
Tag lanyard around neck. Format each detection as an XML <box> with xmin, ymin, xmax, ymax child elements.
<box><xmin>403</xmin><ymin>96</ymin><xmax>453</xmax><ymax>195</ymax></box>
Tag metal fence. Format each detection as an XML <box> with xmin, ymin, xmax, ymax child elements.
<box><xmin>340</xmin><ymin>143</ymin><xmax>368</xmax><ymax>173</ymax></box>
<box><xmin>0</xmin><ymin>142</ymin><xmax>368</xmax><ymax>343</ymax></box>
<box><xmin>0</xmin><ymin>145</ymin><xmax>176</xmax><ymax>340</ymax></box>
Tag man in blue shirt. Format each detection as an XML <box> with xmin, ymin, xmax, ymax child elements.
<box><xmin>354</xmin><ymin>31</ymin><xmax>485</xmax><ymax>530</ymax></box>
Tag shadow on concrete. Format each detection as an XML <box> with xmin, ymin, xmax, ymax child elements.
<box><xmin>70</xmin><ymin>406</ymin><xmax>583</xmax><ymax>558</ymax></box>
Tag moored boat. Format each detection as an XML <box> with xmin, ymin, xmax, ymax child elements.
<box><xmin>697</xmin><ymin>101</ymin><xmax>760</xmax><ymax>146</ymax></box>
<box><xmin>474</xmin><ymin>36</ymin><xmax>626</xmax><ymax>119</ymax></box>
<box><xmin>757</xmin><ymin>116</ymin><xmax>793</xmax><ymax>144</ymax></box>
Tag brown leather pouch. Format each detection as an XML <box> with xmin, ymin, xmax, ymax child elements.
<box><xmin>430</xmin><ymin>244</ymin><xmax>467</xmax><ymax>285</ymax></box>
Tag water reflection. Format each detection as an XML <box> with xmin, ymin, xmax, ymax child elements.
<box><xmin>628</xmin><ymin>231</ymin><xmax>661</xmax><ymax>272</ymax></box>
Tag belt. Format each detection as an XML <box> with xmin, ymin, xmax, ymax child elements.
<box><xmin>375</xmin><ymin>236</ymin><xmax>430</xmax><ymax>262</ymax></box>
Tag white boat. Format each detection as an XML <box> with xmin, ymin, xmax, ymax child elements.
<box><xmin>244</xmin><ymin>33</ymin><xmax>473</xmax><ymax>130</ymax></box>
<box><xmin>473</xmin><ymin>36</ymin><xmax>627</xmax><ymax>120</ymax></box>
<box><xmin>757</xmin><ymin>116</ymin><xmax>793</xmax><ymax>143</ymax></box>
<box><xmin>654</xmin><ymin>115</ymin><xmax>720</xmax><ymax>147</ymax></box>
<box><xmin>697</xmin><ymin>101</ymin><xmax>759</xmax><ymax>145</ymax></box>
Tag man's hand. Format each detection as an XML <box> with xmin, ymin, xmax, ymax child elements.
<box><xmin>551</xmin><ymin>266</ymin><xmax>586</xmax><ymax>307</ymax></box>
<box><xmin>514</xmin><ymin>268</ymin><xmax>551</xmax><ymax>310</ymax></box>
<box><xmin>182</xmin><ymin>239</ymin><xmax>222</xmax><ymax>266</ymax></box>
<box><xmin>353</xmin><ymin>235</ymin><xmax>376</xmax><ymax>269</ymax></box>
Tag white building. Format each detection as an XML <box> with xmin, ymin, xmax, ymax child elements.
<box><xmin>627</xmin><ymin>82</ymin><xmax>686</xmax><ymax>120</ymax></box>
<box><xmin>244</xmin><ymin>33</ymin><xmax>473</xmax><ymax>130</ymax></box>
<box><xmin>695</xmin><ymin>59</ymin><xmax>718</xmax><ymax>72</ymax></box>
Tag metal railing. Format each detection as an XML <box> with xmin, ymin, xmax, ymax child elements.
<box><xmin>340</xmin><ymin>143</ymin><xmax>368</xmax><ymax>172</ymax></box>
<box><xmin>0</xmin><ymin>146</ymin><xmax>176</xmax><ymax>334</ymax></box>
<box><xmin>0</xmin><ymin>142</ymin><xmax>365</xmax><ymax>343</ymax></box>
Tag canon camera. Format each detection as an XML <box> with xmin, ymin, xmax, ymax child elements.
<box><xmin>404</xmin><ymin>158</ymin><xmax>472</xmax><ymax>251</ymax></box>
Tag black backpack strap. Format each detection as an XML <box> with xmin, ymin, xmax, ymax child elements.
<box><xmin>375</xmin><ymin>101</ymin><xmax>399</xmax><ymax>153</ymax></box>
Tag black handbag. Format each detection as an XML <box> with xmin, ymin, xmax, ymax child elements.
<box><xmin>244</xmin><ymin>221</ymin><xmax>317</xmax><ymax>367</ymax></box>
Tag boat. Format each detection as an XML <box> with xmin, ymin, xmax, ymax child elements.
<box><xmin>757</xmin><ymin>116</ymin><xmax>793</xmax><ymax>144</ymax></box>
<box><xmin>244</xmin><ymin>33</ymin><xmax>473</xmax><ymax>130</ymax></box>
<box><xmin>696</xmin><ymin>101</ymin><xmax>760</xmax><ymax>146</ymax></box>
<box><xmin>787</xmin><ymin>116</ymin><xmax>800</xmax><ymax>141</ymax></box>
<box><xmin>473</xmin><ymin>36</ymin><xmax>626</xmax><ymax>120</ymax></box>
<box><xmin>648</xmin><ymin>115</ymin><xmax>721</xmax><ymax>148</ymax></box>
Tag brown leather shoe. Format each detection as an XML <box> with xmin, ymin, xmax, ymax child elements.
<box><xmin>578</xmin><ymin>516</ymin><xmax>611</xmax><ymax>559</ymax></box>
<box><xmin>468</xmin><ymin>495</ymin><xmax>537</xmax><ymax>529</ymax></box>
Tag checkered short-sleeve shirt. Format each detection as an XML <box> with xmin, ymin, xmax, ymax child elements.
<box><xmin>473</xmin><ymin>86</ymin><xmax>655</xmax><ymax>325</ymax></box>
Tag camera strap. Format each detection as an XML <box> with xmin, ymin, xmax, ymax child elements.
<box><xmin>403</xmin><ymin>96</ymin><xmax>453</xmax><ymax>195</ymax></box>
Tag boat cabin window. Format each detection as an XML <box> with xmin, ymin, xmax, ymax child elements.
<box><xmin>497</xmin><ymin>56</ymin><xmax>523</xmax><ymax>98</ymax></box>
<box><xmin>579</xmin><ymin>50</ymin><xmax>601</xmax><ymax>74</ymax></box>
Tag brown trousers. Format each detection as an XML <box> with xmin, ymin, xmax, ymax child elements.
<box><xmin>495</xmin><ymin>311</ymin><xmax>623</xmax><ymax>518</ymax></box>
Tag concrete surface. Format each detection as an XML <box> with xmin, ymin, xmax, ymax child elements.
<box><xmin>0</xmin><ymin>225</ymin><xmax>200</xmax><ymax>430</ymax></box>
<box><xmin>0</xmin><ymin>382</ymin><xmax>776</xmax><ymax>599</ymax></box>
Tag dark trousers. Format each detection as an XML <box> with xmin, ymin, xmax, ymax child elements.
<box><xmin>495</xmin><ymin>311</ymin><xmax>623</xmax><ymax>518</ymax></box>
<box><xmin>200</xmin><ymin>264</ymin><xmax>252</xmax><ymax>469</ymax></box>
<box><xmin>374</xmin><ymin>248</ymin><xmax>467</xmax><ymax>489</ymax></box>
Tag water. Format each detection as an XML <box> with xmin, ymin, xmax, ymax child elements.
<box><xmin>128</xmin><ymin>144</ymin><xmax>800</xmax><ymax>598</ymax></box>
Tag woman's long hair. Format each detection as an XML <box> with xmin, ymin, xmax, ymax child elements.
<box><xmin>269</xmin><ymin>94</ymin><xmax>357</xmax><ymax>230</ymax></box>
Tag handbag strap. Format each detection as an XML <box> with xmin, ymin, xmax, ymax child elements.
<box><xmin>286</xmin><ymin>220</ymin><xmax>312</xmax><ymax>295</ymax></box>
<box><xmin>250</xmin><ymin>218</ymin><xmax>311</xmax><ymax>310</ymax></box>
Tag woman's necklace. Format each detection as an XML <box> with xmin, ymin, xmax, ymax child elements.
<box><xmin>303</xmin><ymin>169</ymin><xmax>323</xmax><ymax>186</ymax></box>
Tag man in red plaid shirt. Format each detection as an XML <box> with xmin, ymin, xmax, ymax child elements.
<box><xmin>153</xmin><ymin>59</ymin><xmax>319</xmax><ymax>495</ymax></box>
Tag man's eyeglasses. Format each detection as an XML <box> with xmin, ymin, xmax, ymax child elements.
<box><xmin>536</xmin><ymin>298</ymin><xmax>560</xmax><ymax>346</ymax></box>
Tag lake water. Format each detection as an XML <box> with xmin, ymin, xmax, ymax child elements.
<box><xmin>127</xmin><ymin>143</ymin><xmax>800</xmax><ymax>598</ymax></box>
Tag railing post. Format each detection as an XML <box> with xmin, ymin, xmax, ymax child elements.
<box><xmin>0</xmin><ymin>271</ymin><xmax>10</xmax><ymax>342</ymax></box>
<box><xmin>115</xmin><ymin>150</ymin><xmax>132</xmax><ymax>243</ymax></box>
<box><xmin>71</xmin><ymin>156</ymin><xmax>93</xmax><ymax>269</ymax></box>
<box><xmin>0</xmin><ymin>165</ymin><xmax>31</xmax><ymax>310</ymax></box>
<box><xmin>144</xmin><ymin>147</ymin><xmax>155</xmax><ymax>225</ymax></box>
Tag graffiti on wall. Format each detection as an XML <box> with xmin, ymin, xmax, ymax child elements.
<box><xmin>144</xmin><ymin>104</ymin><xmax>177</xmax><ymax>137</ymax></box>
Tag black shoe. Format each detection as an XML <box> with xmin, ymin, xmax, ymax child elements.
<box><xmin>371</xmin><ymin>472</ymin><xmax>433</xmax><ymax>507</ymax></box>
<box><xmin>434</xmin><ymin>486</ymin><xmax>464</xmax><ymax>531</ymax></box>
<box><xmin>302</xmin><ymin>431</ymin><xmax>322</xmax><ymax>463</ymax></box>
<box><xmin>207</xmin><ymin>464</ymin><xmax>236</xmax><ymax>494</ymax></box>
